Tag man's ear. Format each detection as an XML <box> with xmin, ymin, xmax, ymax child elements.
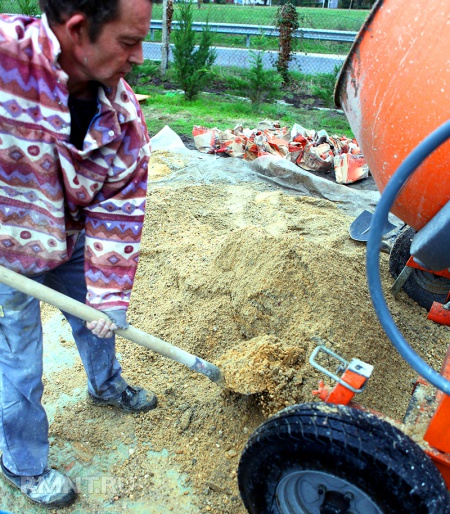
<box><xmin>64</xmin><ymin>13</ymin><xmax>90</xmax><ymax>47</ymax></box>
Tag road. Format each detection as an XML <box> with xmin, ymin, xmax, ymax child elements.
<box><xmin>143</xmin><ymin>42</ymin><xmax>346</xmax><ymax>75</ymax></box>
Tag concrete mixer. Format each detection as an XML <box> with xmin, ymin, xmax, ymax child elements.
<box><xmin>237</xmin><ymin>1</ymin><xmax>450</xmax><ymax>512</ymax></box>
<box><xmin>335</xmin><ymin>0</ymin><xmax>450</xmax><ymax>324</ymax></box>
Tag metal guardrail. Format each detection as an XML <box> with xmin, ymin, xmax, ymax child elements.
<box><xmin>149</xmin><ymin>20</ymin><xmax>357</xmax><ymax>47</ymax></box>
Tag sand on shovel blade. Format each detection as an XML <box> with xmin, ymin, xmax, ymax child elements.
<box><xmin>216</xmin><ymin>334</ymin><xmax>305</xmax><ymax>395</ymax></box>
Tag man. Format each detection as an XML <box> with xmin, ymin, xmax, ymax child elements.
<box><xmin>0</xmin><ymin>0</ymin><xmax>154</xmax><ymax>508</ymax></box>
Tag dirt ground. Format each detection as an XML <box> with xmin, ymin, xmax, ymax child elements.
<box><xmin>37</xmin><ymin>149</ymin><xmax>449</xmax><ymax>514</ymax></box>
<box><xmin>135</xmin><ymin>75</ymin><xmax>326</xmax><ymax>111</ymax></box>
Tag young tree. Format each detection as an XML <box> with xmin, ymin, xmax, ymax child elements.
<box><xmin>246</xmin><ymin>51</ymin><xmax>283</xmax><ymax>109</ymax></box>
<box><xmin>172</xmin><ymin>2</ymin><xmax>217</xmax><ymax>101</ymax></box>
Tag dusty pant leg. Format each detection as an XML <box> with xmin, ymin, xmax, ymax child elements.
<box><xmin>0</xmin><ymin>284</ymin><xmax>48</xmax><ymax>476</ymax></box>
<box><xmin>44</xmin><ymin>234</ymin><xmax>127</xmax><ymax>399</ymax></box>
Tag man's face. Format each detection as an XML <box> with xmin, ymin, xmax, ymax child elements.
<box><xmin>81</xmin><ymin>0</ymin><xmax>152</xmax><ymax>89</ymax></box>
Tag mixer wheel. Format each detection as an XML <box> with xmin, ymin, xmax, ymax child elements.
<box><xmin>389</xmin><ymin>226</ymin><xmax>450</xmax><ymax>310</ymax></box>
<box><xmin>238</xmin><ymin>402</ymin><xmax>450</xmax><ymax>514</ymax></box>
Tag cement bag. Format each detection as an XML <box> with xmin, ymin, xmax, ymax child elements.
<box><xmin>291</xmin><ymin>123</ymin><xmax>316</xmax><ymax>141</ymax></box>
<box><xmin>217</xmin><ymin>130</ymin><xmax>247</xmax><ymax>159</ymax></box>
<box><xmin>247</xmin><ymin>131</ymin><xmax>290</xmax><ymax>159</ymax></box>
<box><xmin>245</xmin><ymin>132</ymin><xmax>273</xmax><ymax>160</ymax></box>
<box><xmin>193</xmin><ymin>126</ymin><xmax>218</xmax><ymax>153</ymax></box>
<box><xmin>257</xmin><ymin>119</ymin><xmax>288</xmax><ymax>137</ymax></box>
<box><xmin>298</xmin><ymin>142</ymin><xmax>334</xmax><ymax>173</ymax></box>
<box><xmin>288</xmin><ymin>133</ymin><xmax>309</xmax><ymax>164</ymax></box>
<box><xmin>334</xmin><ymin>153</ymin><xmax>369</xmax><ymax>184</ymax></box>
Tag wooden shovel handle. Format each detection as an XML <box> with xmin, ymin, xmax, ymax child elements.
<box><xmin>0</xmin><ymin>265</ymin><xmax>223</xmax><ymax>383</ymax></box>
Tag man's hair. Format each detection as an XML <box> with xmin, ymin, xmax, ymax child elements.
<box><xmin>39</xmin><ymin>0</ymin><xmax>121</xmax><ymax>42</ymax></box>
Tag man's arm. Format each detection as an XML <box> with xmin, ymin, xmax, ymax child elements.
<box><xmin>82</xmin><ymin>85</ymin><xmax>151</xmax><ymax>331</ymax></box>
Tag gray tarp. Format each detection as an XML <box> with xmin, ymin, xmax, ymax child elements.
<box><xmin>149</xmin><ymin>125</ymin><xmax>401</xmax><ymax>225</ymax></box>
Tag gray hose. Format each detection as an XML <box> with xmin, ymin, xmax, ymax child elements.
<box><xmin>366</xmin><ymin>120</ymin><xmax>450</xmax><ymax>394</ymax></box>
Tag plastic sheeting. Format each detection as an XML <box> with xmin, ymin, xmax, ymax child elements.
<box><xmin>149</xmin><ymin>125</ymin><xmax>401</xmax><ymax>225</ymax></box>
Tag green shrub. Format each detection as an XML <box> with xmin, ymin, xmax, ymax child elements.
<box><xmin>310</xmin><ymin>65</ymin><xmax>341</xmax><ymax>108</ymax></box>
<box><xmin>126</xmin><ymin>61</ymin><xmax>160</xmax><ymax>88</ymax></box>
<box><xmin>246</xmin><ymin>51</ymin><xmax>283</xmax><ymax>108</ymax></box>
<box><xmin>17</xmin><ymin>0</ymin><xmax>40</xmax><ymax>15</ymax></box>
<box><xmin>172</xmin><ymin>2</ymin><xmax>217</xmax><ymax>101</ymax></box>
<box><xmin>222</xmin><ymin>74</ymin><xmax>250</xmax><ymax>96</ymax></box>
<box><xmin>211</xmin><ymin>53</ymin><xmax>282</xmax><ymax>108</ymax></box>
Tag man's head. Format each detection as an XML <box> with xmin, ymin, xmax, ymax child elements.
<box><xmin>39</xmin><ymin>0</ymin><xmax>121</xmax><ymax>42</ymax></box>
<box><xmin>44</xmin><ymin>0</ymin><xmax>152</xmax><ymax>94</ymax></box>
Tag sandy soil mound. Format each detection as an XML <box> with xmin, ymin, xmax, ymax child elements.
<box><xmin>44</xmin><ymin>153</ymin><xmax>449</xmax><ymax>513</ymax></box>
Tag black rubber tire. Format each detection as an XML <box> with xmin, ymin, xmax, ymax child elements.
<box><xmin>238</xmin><ymin>402</ymin><xmax>450</xmax><ymax>514</ymax></box>
<box><xmin>389</xmin><ymin>226</ymin><xmax>450</xmax><ymax>310</ymax></box>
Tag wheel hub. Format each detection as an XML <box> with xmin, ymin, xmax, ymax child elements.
<box><xmin>320</xmin><ymin>490</ymin><xmax>350</xmax><ymax>514</ymax></box>
<box><xmin>275</xmin><ymin>470</ymin><xmax>382</xmax><ymax>514</ymax></box>
<box><xmin>412</xmin><ymin>268</ymin><xmax>450</xmax><ymax>295</ymax></box>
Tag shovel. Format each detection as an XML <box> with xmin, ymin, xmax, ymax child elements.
<box><xmin>349</xmin><ymin>209</ymin><xmax>396</xmax><ymax>241</ymax></box>
<box><xmin>0</xmin><ymin>265</ymin><xmax>223</xmax><ymax>385</ymax></box>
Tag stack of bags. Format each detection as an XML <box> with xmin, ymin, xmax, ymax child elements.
<box><xmin>192</xmin><ymin>120</ymin><xmax>369</xmax><ymax>185</ymax></box>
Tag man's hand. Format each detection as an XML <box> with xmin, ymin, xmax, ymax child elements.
<box><xmin>86</xmin><ymin>318</ymin><xmax>117</xmax><ymax>339</ymax></box>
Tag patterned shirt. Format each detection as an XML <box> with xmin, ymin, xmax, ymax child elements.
<box><xmin>0</xmin><ymin>13</ymin><xmax>151</xmax><ymax>312</ymax></box>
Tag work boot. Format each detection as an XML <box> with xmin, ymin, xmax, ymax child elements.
<box><xmin>0</xmin><ymin>458</ymin><xmax>76</xmax><ymax>509</ymax></box>
<box><xmin>88</xmin><ymin>385</ymin><xmax>157</xmax><ymax>413</ymax></box>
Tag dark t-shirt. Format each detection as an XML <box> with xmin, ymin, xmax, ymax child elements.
<box><xmin>68</xmin><ymin>94</ymin><xmax>98</xmax><ymax>150</ymax></box>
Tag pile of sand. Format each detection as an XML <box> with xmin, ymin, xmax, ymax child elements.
<box><xmin>46</xmin><ymin>153</ymin><xmax>448</xmax><ymax>514</ymax></box>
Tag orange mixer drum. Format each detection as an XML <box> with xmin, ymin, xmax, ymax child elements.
<box><xmin>335</xmin><ymin>0</ymin><xmax>450</xmax><ymax>231</ymax></box>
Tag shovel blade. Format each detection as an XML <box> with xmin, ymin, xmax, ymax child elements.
<box><xmin>349</xmin><ymin>210</ymin><xmax>396</xmax><ymax>241</ymax></box>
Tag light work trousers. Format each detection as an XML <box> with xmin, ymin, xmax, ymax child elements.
<box><xmin>0</xmin><ymin>234</ymin><xmax>127</xmax><ymax>475</ymax></box>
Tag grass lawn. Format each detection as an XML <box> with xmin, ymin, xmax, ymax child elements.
<box><xmin>142</xmin><ymin>91</ymin><xmax>352</xmax><ymax>142</ymax></box>
<box><xmin>151</xmin><ymin>4</ymin><xmax>369</xmax><ymax>31</ymax></box>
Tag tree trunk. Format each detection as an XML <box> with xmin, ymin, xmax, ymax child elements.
<box><xmin>160</xmin><ymin>0</ymin><xmax>172</xmax><ymax>77</ymax></box>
